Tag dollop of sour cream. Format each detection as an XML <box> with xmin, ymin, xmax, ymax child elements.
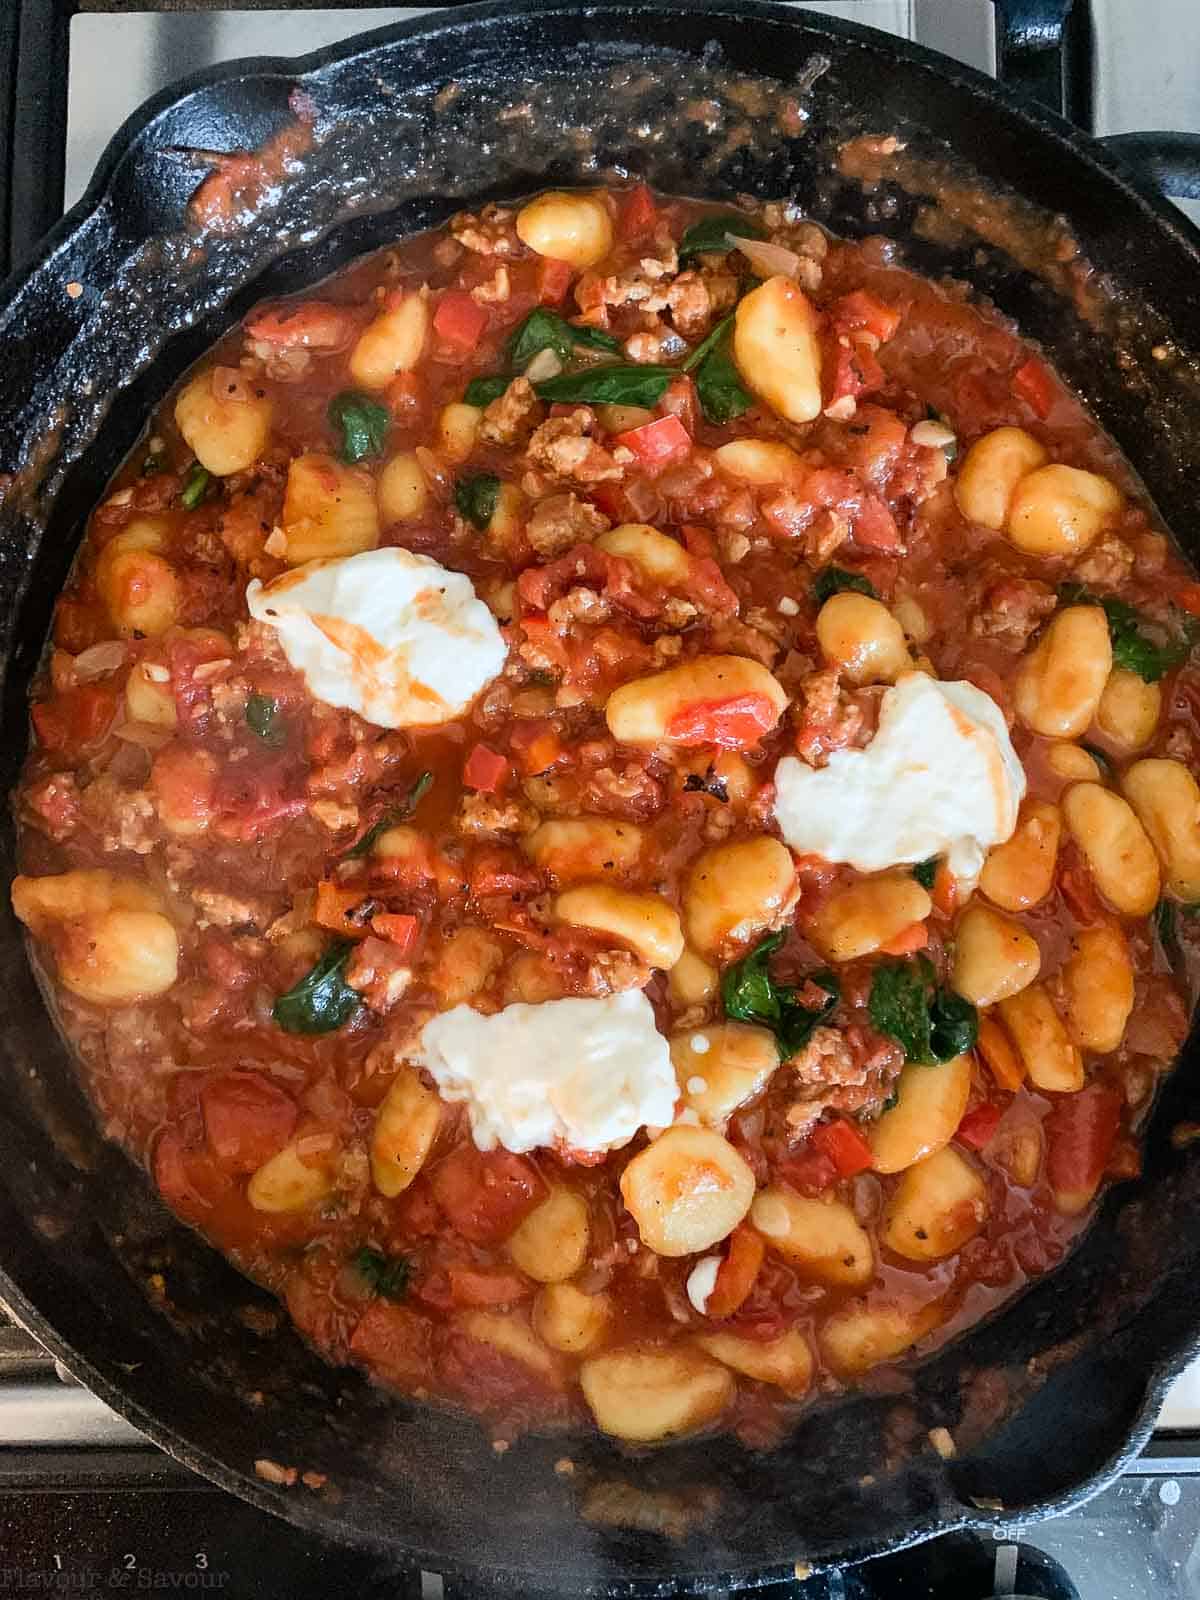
<box><xmin>417</xmin><ymin>990</ymin><xmax>678</xmax><ymax>1156</ymax></box>
<box><xmin>246</xmin><ymin>547</ymin><xmax>506</xmax><ymax>729</ymax></box>
<box><xmin>774</xmin><ymin>672</ymin><xmax>1025</xmax><ymax>880</ymax></box>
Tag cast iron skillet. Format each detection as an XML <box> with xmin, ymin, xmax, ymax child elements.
<box><xmin>2</xmin><ymin>2</ymin><xmax>1200</xmax><ymax>1588</ymax></box>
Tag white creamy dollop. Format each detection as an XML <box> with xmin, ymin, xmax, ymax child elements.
<box><xmin>686</xmin><ymin>1255</ymin><xmax>722</xmax><ymax>1315</ymax></box>
<box><xmin>417</xmin><ymin>990</ymin><xmax>678</xmax><ymax>1156</ymax></box>
<box><xmin>774</xmin><ymin>672</ymin><xmax>1025</xmax><ymax>880</ymax></box>
<box><xmin>246</xmin><ymin>547</ymin><xmax>506</xmax><ymax>729</ymax></box>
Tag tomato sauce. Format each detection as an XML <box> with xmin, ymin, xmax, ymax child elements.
<box><xmin>13</xmin><ymin>186</ymin><xmax>1200</xmax><ymax>1446</ymax></box>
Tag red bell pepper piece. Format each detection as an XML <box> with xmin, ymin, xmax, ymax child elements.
<box><xmin>705</xmin><ymin>1226</ymin><xmax>766</xmax><ymax>1319</ymax></box>
<box><xmin>463</xmin><ymin>742</ymin><xmax>510</xmax><ymax>793</ymax></box>
<box><xmin>31</xmin><ymin>682</ymin><xmax>117</xmax><ymax>751</ymax></box>
<box><xmin>665</xmin><ymin>692</ymin><xmax>779</xmax><ymax>750</ymax></box>
<box><xmin>619</xmin><ymin>183</ymin><xmax>657</xmax><ymax>241</ymax></box>
<box><xmin>370</xmin><ymin>912</ymin><xmax>419</xmax><ymax>955</ymax></box>
<box><xmin>508</xmin><ymin>719</ymin><xmax>564</xmax><ymax>775</ymax></box>
<box><xmin>810</xmin><ymin>1117</ymin><xmax>875</xmax><ymax>1178</ymax></box>
<box><xmin>878</xmin><ymin>920</ymin><xmax>929</xmax><ymax>956</ymax></box>
<box><xmin>433</xmin><ymin>289</ymin><xmax>488</xmax><ymax>351</ymax></box>
<box><xmin>1012</xmin><ymin>357</ymin><xmax>1056</xmax><ymax>419</ymax></box>
<box><xmin>1176</xmin><ymin>582</ymin><xmax>1200</xmax><ymax>618</ymax></box>
<box><xmin>1045</xmin><ymin>1083</ymin><xmax>1122</xmax><ymax>1216</ymax></box>
<box><xmin>831</xmin><ymin>289</ymin><xmax>902</xmax><ymax>343</ymax></box>
<box><xmin>612</xmin><ymin>413</ymin><xmax>692</xmax><ymax>468</ymax></box>
<box><xmin>956</xmin><ymin>1101</ymin><xmax>1004</xmax><ymax>1151</ymax></box>
<box><xmin>536</xmin><ymin>258</ymin><xmax>572</xmax><ymax>306</ymax></box>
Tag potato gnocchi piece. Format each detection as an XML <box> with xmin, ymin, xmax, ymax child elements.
<box><xmin>1123</xmin><ymin>758</ymin><xmax>1200</xmax><ymax>902</ymax></box>
<box><xmin>11</xmin><ymin>870</ymin><xmax>178</xmax><ymax>1005</ymax></box>
<box><xmin>951</xmin><ymin>905</ymin><xmax>1041</xmax><ymax>1007</ymax></box>
<box><xmin>95</xmin><ymin>520</ymin><xmax>179</xmax><ymax>638</ymax></box>
<box><xmin>683</xmin><ymin>836</ymin><xmax>797</xmax><ymax>957</ymax></box>
<box><xmin>596</xmin><ymin>524</ymin><xmax>690</xmax><ymax>585</ymax></box>
<box><xmin>523</xmin><ymin>818</ymin><xmax>644</xmax><ymax>881</ymax></box>
<box><xmin>175</xmin><ymin>366</ymin><xmax>273</xmax><ymax>476</ymax></box>
<box><xmin>712</xmin><ymin>438</ymin><xmax>806</xmax><ymax>486</ymax></box>
<box><xmin>998</xmin><ymin>984</ymin><xmax>1083</xmax><ymax>1093</ymax></box>
<box><xmin>459</xmin><ymin>1310</ymin><xmax>561</xmax><ymax>1384</ymax></box>
<box><xmin>869</xmin><ymin>1054</ymin><xmax>972</xmax><ymax>1175</ymax></box>
<box><xmin>954</xmin><ymin>426</ymin><xmax>1048</xmax><ymax>531</ymax></box>
<box><xmin>816</xmin><ymin>592</ymin><xmax>910</xmax><ymax>686</ymax></box>
<box><xmin>370</xmin><ymin>1064</ymin><xmax>443</xmax><ymax>1197</ymax></box>
<box><xmin>554</xmin><ymin>884</ymin><xmax>684</xmax><ymax>970</ymax></box>
<box><xmin>1061</xmin><ymin>782</ymin><xmax>1160</xmax><ymax>917</ymax></box>
<box><xmin>580</xmin><ymin>1345</ymin><xmax>734</xmax><ymax>1442</ymax></box>
<box><xmin>979</xmin><ymin>800</ymin><xmax>1061</xmax><ymax>911</ymax></box>
<box><xmin>820</xmin><ymin>1297</ymin><xmax>947</xmax><ymax>1378</ymax></box>
<box><xmin>516</xmin><ymin>191</ymin><xmax>614</xmax><ymax>269</ymax></box>
<box><xmin>732</xmin><ymin>276</ymin><xmax>823</xmax><ymax>425</ymax></box>
<box><xmin>533</xmin><ymin>1284</ymin><xmax>611</xmax><ymax>1354</ymax></box>
<box><xmin>281</xmin><ymin>452</ymin><xmax>380</xmax><ymax>565</ymax></box>
<box><xmin>604</xmin><ymin>655</ymin><xmax>788</xmax><ymax>748</ymax></box>
<box><xmin>506</xmin><ymin>1184</ymin><xmax>590</xmax><ymax>1283</ymax></box>
<box><xmin>247</xmin><ymin>1141</ymin><xmax>336</xmax><ymax>1214</ymax></box>
<box><xmin>1014</xmin><ymin>606</ymin><xmax>1112</xmax><ymax>738</ymax></box>
<box><xmin>808</xmin><ymin>873</ymin><xmax>931</xmax><ymax>963</ymax></box>
<box><xmin>670</xmin><ymin>1023</ymin><xmax>779</xmax><ymax>1130</ymax></box>
<box><xmin>621</xmin><ymin>1126</ymin><xmax>755</xmax><ymax>1257</ymax></box>
<box><xmin>750</xmin><ymin>1188</ymin><xmax>874</xmax><ymax>1287</ymax></box>
<box><xmin>694</xmin><ymin>1329</ymin><xmax>813</xmax><ymax>1398</ymax></box>
<box><xmin>349</xmin><ymin>290</ymin><xmax>429</xmax><ymax>390</ymax></box>
<box><xmin>881</xmin><ymin>1146</ymin><xmax>988</xmax><ymax>1262</ymax></box>
<box><xmin>1060</xmin><ymin>922</ymin><xmax>1134</xmax><ymax>1054</ymax></box>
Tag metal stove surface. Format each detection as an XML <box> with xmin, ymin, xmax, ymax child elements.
<box><xmin>4</xmin><ymin>2</ymin><xmax>1200</xmax><ymax>1594</ymax></box>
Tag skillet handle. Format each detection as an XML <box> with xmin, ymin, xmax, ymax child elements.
<box><xmin>1099</xmin><ymin>132</ymin><xmax>1200</xmax><ymax>202</ymax></box>
<box><xmin>990</xmin><ymin>0</ymin><xmax>1090</xmax><ymax>126</ymax></box>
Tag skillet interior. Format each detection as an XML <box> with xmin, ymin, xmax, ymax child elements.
<box><xmin>2</xmin><ymin>2</ymin><xmax>1200</xmax><ymax>1586</ymax></box>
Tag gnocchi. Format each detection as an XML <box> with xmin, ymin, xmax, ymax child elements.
<box><xmin>604</xmin><ymin>654</ymin><xmax>788</xmax><ymax>747</ymax></box>
<box><xmin>1060</xmin><ymin>922</ymin><xmax>1134</xmax><ymax>1053</ymax></box>
<box><xmin>683</xmin><ymin>837</ymin><xmax>797</xmax><ymax>956</ymax></box>
<box><xmin>668</xmin><ymin>948</ymin><xmax>719</xmax><ymax>1008</ymax></box>
<box><xmin>620</xmin><ymin>1126</ymin><xmax>756</xmax><ymax>1257</ymax></box>
<box><xmin>808</xmin><ymin>873</ymin><xmax>931</xmax><ymax>963</ymax></box>
<box><xmin>732</xmin><ymin>276</ymin><xmax>823</xmax><ymax>425</ymax></box>
<box><xmin>881</xmin><ymin>1146</ymin><xmax>988</xmax><ymax>1261</ymax></box>
<box><xmin>1061</xmin><ymin>782</ymin><xmax>1160</xmax><ymax>916</ymax></box>
<box><xmin>554</xmin><ymin>884</ymin><xmax>684</xmax><ymax>970</ymax></box>
<box><xmin>997</xmin><ymin>985</ymin><xmax>1083</xmax><ymax>1093</ymax></box>
<box><xmin>437</xmin><ymin>402</ymin><xmax>482</xmax><ymax>464</ymax></box>
<box><xmin>712</xmin><ymin>438</ymin><xmax>805</xmax><ymax>487</ymax></box>
<box><xmin>95</xmin><ymin>521</ymin><xmax>179</xmax><ymax>638</ymax></box>
<box><xmin>507</xmin><ymin>1185</ymin><xmax>591</xmax><ymax>1283</ymax></box>
<box><xmin>1014</xmin><ymin>606</ymin><xmax>1113</xmax><ymax>738</ymax></box>
<box><xmin>348</xmin><ymin>290</ymin><xmax>430</xmax><ymax>389</ymax></box>
<box><xmin>247</xmin><ymin>1140</ymin><xmax>335</xmax><ymax>1214</ymax></box>
<box><xmin>1122</xmin><ymin>758</ymin><xmax>1200</xmax><ymax>901</ymax></box>
<box><xmin>1096</xmin><ymin>669</ymin><xmax>1161</xmax><ymax>751</ymax></box>
<box><xmin>523</xmin><ymin>818</ymin><xmax>644</xmax><ymax>880</ymax></box>
<box><xmin>378</xmin><ymin>451</ymin><xmax>430</xmax><ymax>523</ymax></box>
<box><xmin>954</xmin><ymin>426</ymin><xmax>1048</xmax><ymax>531</ymax></box>
<box><xmin>459</xmin><ymin>1311</ymin><xmax>561</xmax><ymax>1384</ymax></box>
<box><xmin>281</xmin><ymin>453</ymin><xmax>380</xmax><ymax>565</ymax></box>
<box><xmin>579</xmin><ymin>1345</ymin><xmax>733</xmax><ymax>1442</ymax></box>
<box><xmin>12</xmin><ymin>870</ymin><xmax>179</xmax><ymax>1005</ymax></box>
<box><xmin>670</xmin><ymin>1022</ymin><xmax>779</xmax><ymax>1129</ymax></box>
<box><xmin>174</xmin><ymin>366</ymin><xmax>273</xmax><ymax>477</ymax></box>
<box><xmin>370</xmin><ymin>1064</ymin><xmax>443</xmax><ymax>1197</ymax></box>
<box><xmin>595</xmin><ymin>524</ymin><xmax>690</xmax><ymax>585</ymax></box>
<box><xmin>820</xmin><ymin>1297</ymin><xmax>946</xmax><ymax>1378</ymax></box>
<box><xmin>869</xmin><ymin>1054</ymin><xmax>972</xmax><ymax>1174</ymax></box>
<box><xmin>816</xmin><ymin>592</ymin><xmax>910</xmax><ymax>685</ymax></box>
<box><xmin>516</xmin><ymin>191</ymin><xmax>614</xmax><ymax>269</ymax></box>
<box><xmin>695</xmin><ymin>1329</ymin><xmax>813</xmax><ymax>1398</ymax></box>
<box><xmin>750</xmin><ymin>1188</ymin><xmax>874</xmax><ymax>1287</ymax></box>
<box><xmin>1007</xmin><ymin>464</ymin><xmax>1122</xmax><ymax>557</ymax></box>
<box><xmin>951</xmin><ymin>904</ymin><xmax>1041</xmax><ymax>1006</ymax></box>
<box><xmin>532</xmin><ymin>1284</ymin><xmax>611</xmax><ymax>1354</ymax></box>
<box><xmin>979</xmin><ymin>800</ymin><xmax>1061</xmax><ymax>911</ymax></box>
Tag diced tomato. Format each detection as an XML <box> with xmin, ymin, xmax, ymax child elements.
<box><xmin>536</xmin><ymin>258</ymin><xmax>572</xmax><ymax>306</ymax></box>
<box><xmin>931</xmin><ymin>860</ymin><xmax>957</xmax><ymax>917</ymax></box>
<box><xmin>54</xmin><ymin>599</ymin><xmax>104</xmax><ymax>654</ymax></box>
<box><xmin>468</xmin><ymin>845</ymin><xmax>543</xmax><ymax>900</ymax></box>
<box><xmin>613</xmin><ymin>413</ymin><xmax>692</xmax><ymax>469</ymax></box>
<box><xmin>665</xmin><ymin>692</ymin><xmax>779</xmax><ymax>750</ymax></box>
<box><xmin>213</xmin><ymin>757</ymin><xmax>307</xmax><ymax>842</ymax></box>
<box><xmin>1175</xmin><ymin>582</ymin><xmax>1200</xmax><ymax>618</ymax></box>
<box><xmin>31</xmin><ymin>682</ymin><xmax>117</xmax><ymax>751</ymax></box>
<box><xmin>810</xmin><ymin>1117</ymin><xmax>875</xmax><ymax>1178</ymax></box>
<box><xmin>152</xmin><ymin>1129</ymin><xmax>224</xmax><ymax>1226</ymax></box>
<box><xmin>826</xmin><ymin>340</ymin><xmax>886</xmax><ymax>410</ymax></box>
<box><xmin>463</xmin><ymin>742</ymin><xmax>510</xmax><ymax>793</ymax></box>
<box><xmin>976</xmin><ymin>1015</ymin><xmax>1026</xmax><ymax>1092</ymax></box>
<box><xmin>680</xmin><ymin>523</ymin><xmax>719</xmax><ymax>561</ymax></box>
<box><xmin>831</xmin><ymin>290</ymin><xmax>902</xmax><ymax>343</ymax></box>
<box><xmin>956</xmin><ymin>1101</ymin><xmax>1004</xmax><ymax>1152</ymax></box>
<box><xmin>508</xmin><ymin>719</ymin><xmax>565</xmax><ymax>775</ymax></box>
<box><xmin>878</xmin><ymin>920</ymin><xmax>929</xmax><ymax>956</ymax></box>
<box><xmin>1059</xmin><ymin>863</ymin><xmax>1102</xmax><ymax>924</ymax></box>
<box><xmin>1045</xmin><ymin>1083</ymin><xmax>1122</xmax><ymax>1216</ymax></box>
<box><xmin>429</xmin><ymin>1145</ymin><xmax>548</xmax><ymax>1244</ymax></box>
<box><xmin>200</xmin><ymin>1072</ymin><xmax>298</xmax><ymax>1174</ymax></box>
<box><xmin>588</xmin><ymin>482</ymin><xmax>628</xmax><ymax>522</ymax></box>
<box><xmin>313</xmin><ymin>880</ymin><xmax>373</xmax><ymax>938</ymax></box>
<box><xmin>348</xmin><ymin>1301</ymin><xmax>433</xmax><ymax>1389</ymax></box>
<box><xmin>433</xmin><ymin>289</ymin><xmax>488</xmax><ymax>351</ymax></box>
<box><xmin>705</xmin><ymin>1225</ymin><xmax>766</xmax><ymax>1320</ymax></box>
<box><xmin>851</xmin><ymin>495</ymin><xmax>901</xmax><ymax>553</ymax></box>
<box><xmin>658</xmin><ymin>374</ymin><xmax>699</xmax><ymax>437</ymax></box>
<box><xmin>446</xmin><ymin>1265</ymin><xmax>531</xmax><ymax>1307</ymax></box>
<box><xmin>1012</xmin><ymin>357</ymin><xmax>1055</xmax><ymax>420</ymax></box>
<box><xmin>619</xmin><ymin>182</ymin><xmax>657</xmax><ymax>241</ymax></box>
<box><xmin>370</xmin><ymin>912</ymin><xmax>419</xmax><ymax>954</ymax></box>
<box><xmin>779</xmin><ymin>1145</ymin><xmax>839</xmax><ymax>1195</ymax></box>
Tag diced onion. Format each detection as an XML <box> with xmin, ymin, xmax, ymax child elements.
<box><xmin>525</xmin><ymin>348</ymin><xmax>564</xmax><ymax>383</ymax></box>
<box><xmin>732</xmin><ymin>236</ymin><xmax>803</xmax><ymax>280</ymax></box>
<box><xmin>294</xmin><ymin>1131</ymin><xmax>336</xmax><ymax>1158</ymax></box>
<box><xmin>73</xmin><ymin>640</ymin><xmax>127</xmax><ymax>680</ymax></box>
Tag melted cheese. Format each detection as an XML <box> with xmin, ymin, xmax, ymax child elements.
<box><xmin>417</xmin><ymin>990</ymin><xmax>678</xmax><ymax>1155</ymax></box>
<box><xmin>246</xmin><ymin>547</ymin><xmax>506</xmax><ymax>728</ymax></box>
<box><xmin>774</xmin><ymin>672</ymin><xmax>1025</xmax><ymax>879</ymax></box>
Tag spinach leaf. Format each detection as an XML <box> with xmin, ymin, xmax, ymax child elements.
<box><xmin>508</xmin><ymin>308</ymin><xmax>619</xmax><ymax>369</ymax></box>
<box><xmin>533</xmin><ymin>365</ymin><xmax>674</xmax><ymax>407</ymax></box>
<box><xmin>722</xmin><ymin>931</ymin><xmax>840</xmax><ymax>1060</ymax></box>
<box><xmin>678</xmin><ymin>214</ymin><xmax>765</xmax><ymax>262</ymax></box>
<box><xmin>245</xmin><ymin>692</ymin><xmax>286</xmax><ymax>749</ymax></box>
<box><xmin>869</xmin><ymin>956</ymin><xmax>977</xmax><ymax>1064</ymax></box>
<box><xmin>352</xmin><ymin>1246</ymin><xmax>410</xmax><ymax>1301</ymax></box>
<box><xmin>1058</xmin><ymin>583</ymin><xmax>1191</xmax><ymax>683</ymax></box>
<box><xmin>328</xmin><ymin>390</ymin><xmax>390</xmax><ymax>464</ymax></box>
<box><xmin>684</xmin><ymin>314</ymin><xmax>751</xmax><ymax>425</ymax></box>
<box><xmin>464</xmin><ymin>375</ymin><xmax>509</xmax><ymax>407</ymax></box>
<box><xmin>180</xmin><ymin>463</ymin><xmax>211</xmax><ymax>510</ymax></box>
<box><xmin>912</xmin><ymin>857</ymin><xmax>939</xmax><ymax>892</ymax></box>
<box><xmin>343</xmin><ymin>772</ymin><xmax>433</xmax><ymax>860</ymax></box>
<box><xmin>272</xmin><ymin>941</ymin><xmax>361</xmax><ymax>1035</ymax></box>
<box><xmin>455</xmin><ymin>472</ymin><xmax>502</xmax><ymax>530</ymax></box>
<box><xmin>812</xmin><ymin>566</ymin><xmax>879</xmax><ymax>606</ymax></box>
